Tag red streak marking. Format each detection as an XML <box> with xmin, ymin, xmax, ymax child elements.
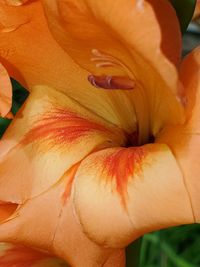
<box><xmin>22</xmin><ymin>109</ymin><xmax>113</xmax><ymax>146</ymax></box>
<box><xmin>104</xmin><ymin>147</ymin><xmax>146</xmax><ymax>209</ymax></box>
<box><xmin>62</xmin><ymin>163</ymin><xmax>80</xmax><ymax>204</ymax></box>
<box><xmin>0</xmin><ymin>245</ymin><xmax>46</xmax><ymax>267</ymax></box>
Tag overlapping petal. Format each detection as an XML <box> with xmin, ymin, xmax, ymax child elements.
<box><xmin>73</xmin><ymin>144</ymin><xmax>193</xmax><ymax>248</ymax></box>
<box><xmin>0</xmin><ymin>86</ymin><xmax>125</xmax><ymax>203</ymax></box>
<box><xmin>41</xmin><ymin>0</ymin><xmax>184</xmax><ymax>140</ymax></box>
<box><xmin>0</xmin><ymin>0</ymin><xmax>138</xmax><ymax>133</ymax></box>
<box><xmin>0</xmin><ymin>86</ymin><xmax>127</xmax><ymax>265</ymax></box>
<box><xmin>0</xmin><ymin>0</ymin><xmax>198</xmax><ymax>265</ymax></box>
<box><xmin>0</xmin><ymin>85</ymin><xmax>194</xmax><ymax>265</ymax></box>
<box><xmin>0</xmin><ymin>172</ymin><xmax>125</xmax><ymax>266</ymax></box>
<box><xmin>0</xmin><ymin>63</ymin><xmax>12</xmax><ymax>118</ymax></box>
<box><xmin>157</xmin><ymin>47</ymin><xmax>200</xmax><ymax>222</ymax></box>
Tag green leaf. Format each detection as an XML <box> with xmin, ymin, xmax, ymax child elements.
<box><xmin>169</xmin><ymin>0</ymin><xmax>197</xmax><ymax>33</ymax></box>
<box><xmin>11</xmin><ymin>79</ymin><xmax>29</xmax><ymax>105</ymax></box>
<box><xmin>0</xmin><ymin>118</ymin><xmax>11</xmax><ymax>138</ymax></box>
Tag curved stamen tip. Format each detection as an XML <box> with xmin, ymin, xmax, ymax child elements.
<box><xmin>88</xmin><ymin>74</ymin><xmax>135</xmax><ymax>90</ymax></box>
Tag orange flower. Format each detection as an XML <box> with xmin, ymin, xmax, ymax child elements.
<box><xmin>0</xmin><ymin>0</ymin><xmax>199</xmax><ymax>266</ymax></box>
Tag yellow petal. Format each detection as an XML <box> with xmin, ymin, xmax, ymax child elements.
<box><xmin>0</xmin><ymin>1</ymin><xmax>138</xmax><ymax>133</ymax></box>
<box><xmin>0</xmin><ymin>63</ymin><xmax>12</xmax><ymax>118</ymax></box>
<box><xmin>42</xmin><ymin>0</ymin><xmax>184</xmax><ymax>139</ymax></box>
<box><xmin>157</xmin><ymin>47</ymin><xmax>200</xmax><ymax>222</ymax></box>
<box><xmin>0</xmin><ymin>85</ymin><xmax>125</xmax><ymax>203</ymax></box>
<box><xmin>73</xmin><ymin>143</ymin><xmax>193</xmax><ymax>248</ymax></box>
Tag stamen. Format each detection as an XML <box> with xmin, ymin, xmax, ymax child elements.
<box><xmin>91</xmin><ymin>49</ymin><xmax>134</xmax><ymax>78</ymax></box>
<box><xmin>88</xmin><ymin>75</ymin><xmax>135</xmax><ymax>90</ymax></box>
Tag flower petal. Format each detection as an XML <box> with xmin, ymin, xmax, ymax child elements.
<box><xmin>41</xmin><ymin>0</ymin><xmax>181</xmax><ymax>72</ymax></box>
<box><xmin>0</xmin><ymin>173</ymin><xmax>125</xmax><ymax>266</ymax></box>
<box><xmin>0</xmin><ymin>1</ymin><xmax>138</xmax><ymax>133</ymax></box>
<box><xmin>0</xmin><ymin>63</ymin><xmax>12</xmax><ymax>118</ymax></box>
<box><xmin>42</xmin><ymin>0</ymin><xmax>184</xmax><ymax>138</ymax></box>
<box><xmin>0</xmin><ymin>85</ymin><xmax>125</xmax><ymax>203</ymax></box>
<box><xmin>0</xmin><ymin>201</ymin><xmax>17</xmax><ymax>222</ymax></box>
<box><xmin>157</xmin><ymin>47</ymin><xmax>200</xmax><ymax>222</ymax></box>
<box><xmin>73</xmin><ymin>143</ymin><xmax>193</xmax><ymax>248</ymax></box>
<box><xmin>193</xmin><ymin>0</ymin><xmax>200</xmax><ymax>19</ymax></box>
<box><xmin>0</xmin><ymin>0</ymin><xmax>79</xmax><ymax>91</ymax></box>
<box><xmin>0</xmin><ymin>243</ymin><xmax>68</xmax><ymax>267</ymax></box>
<box><xmin>0</xmin><ymin>0</ymin><xmax>29</xmax><ymax>6</ymax></box>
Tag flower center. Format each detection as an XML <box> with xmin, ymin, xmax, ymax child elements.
<box><xmin>87</xmin><ymin>49</ymin><xmax>184</xmax><ymax>149</ymax></box>
<box><xmin>88</xmin><ymin>48</ymin><xmax>151</xmax><ymax>146</ymax></box>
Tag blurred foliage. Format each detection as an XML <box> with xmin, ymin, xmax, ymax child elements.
<box><xmin>12</xmin><ymin>79</ymin><xmax>29</xmax><ymax>105</ymax></box>
<box><xmin>127</xmin><ymin>224</ymin><xmax>200</xmax><ymax>267</ymax></box>
<box><xmin>140</xmin><ymin>225</ymin><xmax>200</xmax><ymax>267</ymax></box>
<box><xmin>169</xmin><ymin>0</ymin><xmax>196</xmax><ymax>33</ymax></box>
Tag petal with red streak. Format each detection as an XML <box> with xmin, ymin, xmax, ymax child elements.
<box><xmin>73</xmin><ymin>144</ymin><xmax>193</xmax><ymax>247</ymax></box>
<box><xmin>0</xmin><ymin>85</ymin><xmax>125</xmax><ymax>203</ymax></box>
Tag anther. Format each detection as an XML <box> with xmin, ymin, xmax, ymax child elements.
<box><xmin>88</xmin><ymin>75</ymin><xmax>135</xmax><ymax>90</ymax></box>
